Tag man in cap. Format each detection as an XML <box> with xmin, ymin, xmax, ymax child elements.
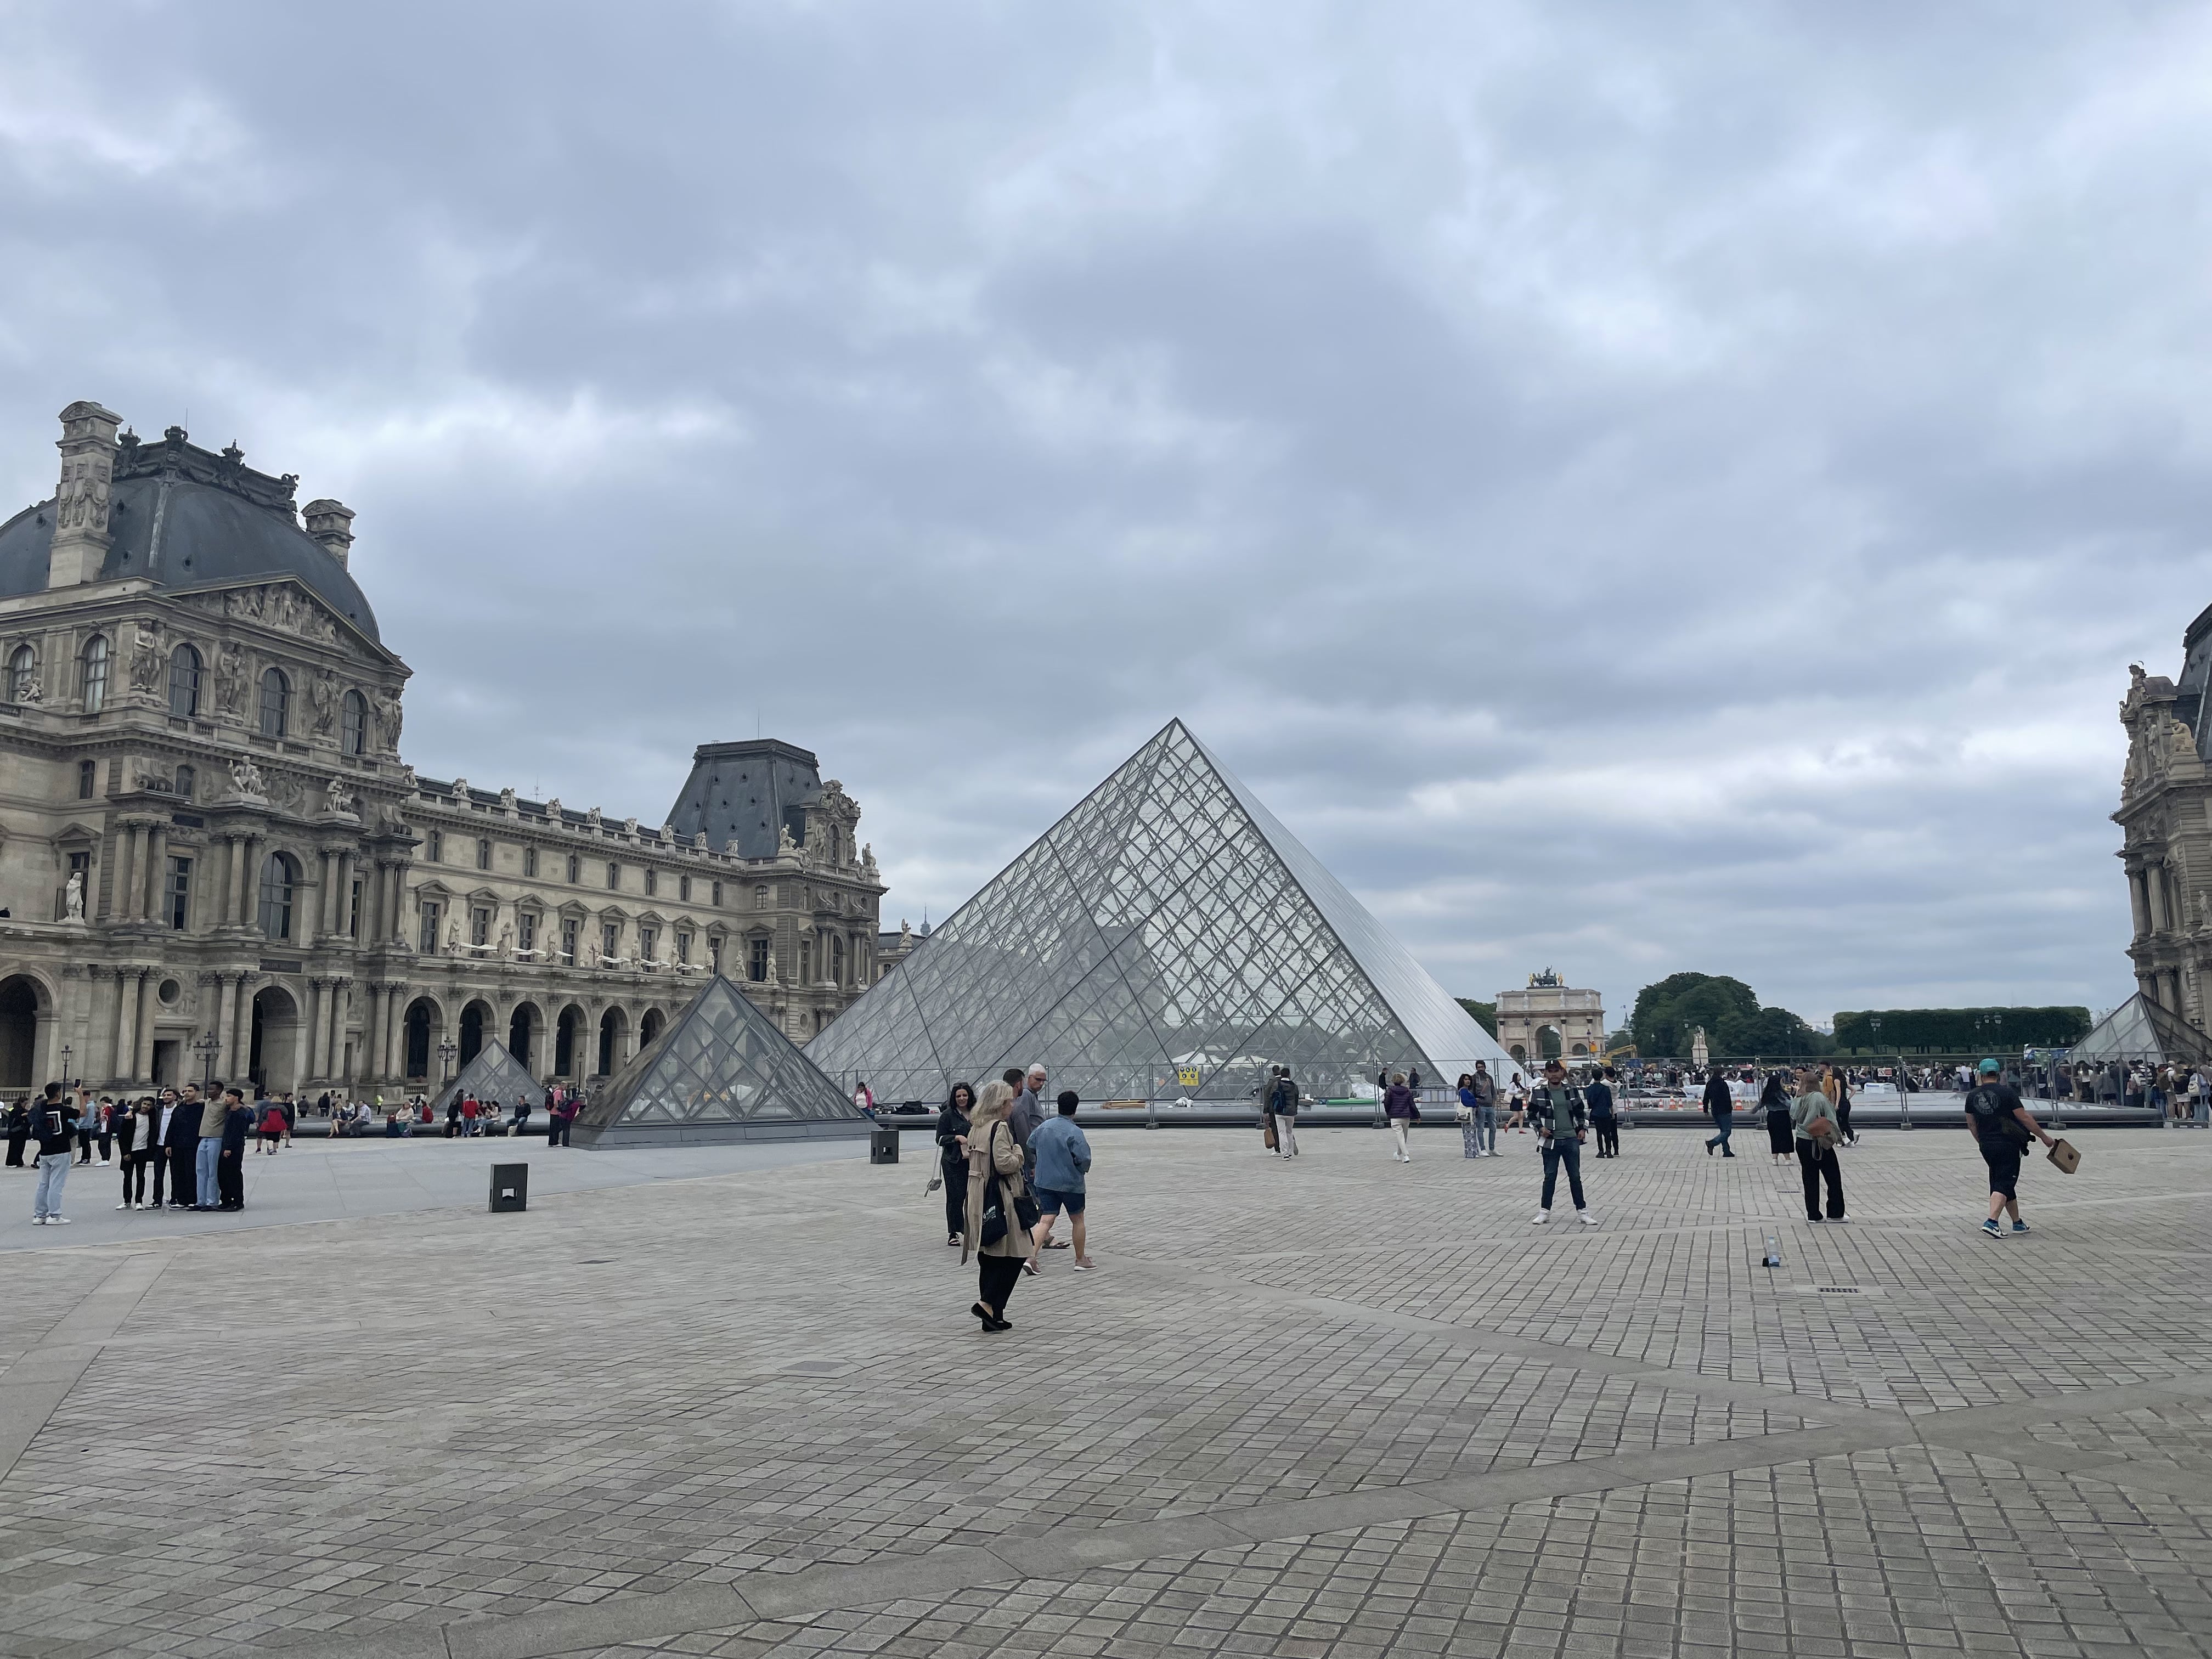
<box><xmin>1963</xmin><ymin>1057</ymin><xmax>2054</xmax><ymax>1239</ymax></box>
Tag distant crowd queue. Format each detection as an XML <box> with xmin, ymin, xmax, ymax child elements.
<box><xmin>4</xmin><ymin>1078</ymin><xmax>595</xmax><ymax>1224</ymax></box>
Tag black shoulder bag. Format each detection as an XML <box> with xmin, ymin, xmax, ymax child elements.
<box><xmin>978</xmin><ymin>1124</ymin><xmax>1039</xmax><ymax>1246</ymax></box>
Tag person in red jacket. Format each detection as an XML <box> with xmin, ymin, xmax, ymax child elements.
<box><xmin>256</xmin><ymin>1101</ymin><xmax>287</xmax><ymax>1154</ymax></box>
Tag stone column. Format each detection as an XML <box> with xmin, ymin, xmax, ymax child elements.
<box><xmin>133</xmin><ymin>969</ymin><xmax>158</xmax><ymax>1082</ymax></box>
<box><xmin>116</xmin><ymin>823</ymin><xmax>142</xmax><ymax>921</ymax></box>
<box><xmin>213</xmin><ymin>973</ymin><xmax>239</xmax><ymax>1080</ymax></box>
<box><xmin>225</xmin><ymin>834</ymin><xmax>246</xmax><ymax>928</ymax></box>
<box><xmin>142</xmin><ymin>823</ymin><xmax>170</xmax><ymax>922</ymax></box>
<box><xmin>330</xmin><ymin>979</ymin><xmax>352</xmax><ymax>1079</ymax></box>
<box><xmin>2150</xmin><ymin>866</ymin><xmax>2172</xmax><ymax>934</ymax></box>
<box><xmin>230</xmin><ymin>978</ymin><xmax>257</xmax><ymax>1085</ymax></box>
<box><xmin>335</xmin><ymin>850</ymin><xmax>356</xmax><ymax>940</ymax></box>
<box><xmin>112</xmin><ymin>967</ymin><xmax>140</xmax><ymax>1082</ymax></box>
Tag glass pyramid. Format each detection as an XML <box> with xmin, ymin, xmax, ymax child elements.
<box><xmin>2067</xmin><ymin>991</ymin><xmax>2212</xmax><ymax>1067</ymax></box>
<box><xmin>428</xmin><ymin>1038</ymin><xmax>546</xmax><ymax>1119</ymax></box>
<box><xmin>572</xmin><ymin>974</ymin><xmax>872</xmax><ymax>1146</ymax></box>
<box><xmin>808</xmin><ymin>719</ymin><xmax>1517</xmax><ymax>1104</ymax></box>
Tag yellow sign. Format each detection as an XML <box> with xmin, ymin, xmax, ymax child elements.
<box><xmin>1176</xmin><ymin>1066</ymin><xmax>1201</xmax><ymax>1087</ymax></box>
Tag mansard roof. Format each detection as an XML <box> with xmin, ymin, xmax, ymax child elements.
<box><xmin>0</xmin><ymin>426</ymin><xmax>381</xmax><ymax>642</ymax></box>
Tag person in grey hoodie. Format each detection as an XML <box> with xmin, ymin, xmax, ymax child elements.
<box><xmin>1791</xmin><ymin>1066</ymin><xmax>1848</xmax><ymax>1223</ymax></box>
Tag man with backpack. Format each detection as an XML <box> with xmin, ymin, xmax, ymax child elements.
<box><xmin>1965</xmin><ymin>1057</ymin><xmax>2055</xmax><ymax>1239</ymax></box>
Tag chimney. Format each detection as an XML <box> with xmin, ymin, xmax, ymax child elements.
<box><xmin>302</xmin><ymin>499</ymin><xmax>356</xmax><ymax>569</ymax></box>
<box><xmin>47</xmin><ymin>400</ymin><xmax>122</xmax><ymax>588</ymax></box>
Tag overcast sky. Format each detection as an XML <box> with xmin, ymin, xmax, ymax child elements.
<box><xmin>4</xmin><ymin>1</ymin><xmax>2204</xmax><ymax>1029</ymax></box>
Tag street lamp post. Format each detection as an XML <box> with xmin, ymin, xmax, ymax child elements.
<box><xmin>1875</xmin><ymin>1017</ymin><xmax>1911</xmax><ymax>1131</ymax></box>
<box><xmin>58</xmin><ymin>1043</ymin><xmax>71</xmax><ymax>1088</ymax></box>
<box><xmin>192</xmin><ymin>1030</ymin><xmax>222</xmax><ymax>1091</ymax></box>
<box><xmin>437</xmin><ymin>1038</ymin><xmax>458</xmax><ymax>1085</ymax></box>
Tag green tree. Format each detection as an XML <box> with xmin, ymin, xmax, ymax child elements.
<box><xmin>1631</xmin><ymin>973</ymin><xmax>1829</xmax><ymax>1057</ymax></box>
<box><xmin>1455</xmin><ymin>998</ymin><xmax>1499</xmax><ymax>1037</ymax></box>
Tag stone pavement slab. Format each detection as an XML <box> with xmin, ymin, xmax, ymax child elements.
<box><xmin>0</xmin><ymin>1126</ymin><xmax>2205</xmax><ymax>1659</ymax></box>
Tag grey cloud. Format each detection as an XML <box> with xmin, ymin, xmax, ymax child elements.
<box><xmin>3</xmin><ymin>0</ymin><xmax>2200</xmax><ymax>1028</ymax></box>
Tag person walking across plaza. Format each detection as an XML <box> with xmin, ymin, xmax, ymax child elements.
<box><xmin>960</xmin><ymin>1080</ymin><xmax>1035</xmax><ymax>1331</ymax></box>
<box><xmin>1385</xmin><ymin>1073</ymin><xmax>1419</xmax><ymax>1161</ymax></box>
<box><xmin>1586</xmin><ymin>1068</ymin><xmax>1620</xmax><ymax>1158</ymax></box>
<box><xmin>1702</xmin><ymin>1066</ymin><xmax>1736</xmax><ymax>1157</ymax></box>
<box><xmin>1268</xmin><ymin>1066</ymin><xmax>1300</xmax><ymax>1158</ymax></box>
<box><xmin>1760</xmin><ymin>1071</ymin><xmax>1793</xmax><ymax>1165</ymax></box>
<box><xmin>1029</xmin><ymin>1092</ymin><xmax>1097</xmax><ymax>1269</ymax></box>
<box><xmin>1964</xmin><ymin>1057</ymin><xmax>2056</xmax><ymax>1238</ymax></box>
<box><xmin>4</xmin><ymin>1097</ymin><xmax>27</xmax><ymax>1167</ymax></box>
<box><xmin>1528</xmin><ymin>1059</ymin><xmax>1596</xmax><ymax>1223</ymax></box>
<box><xmin>256</xmin><ymin>1099</ymin><xmax>287</xmax><ymax>1154</ymax></box>
<box><xmin>1791</xmin><ymin>1066</ymin><xmax>1847</xmax><ymax>1223</ymax></box>
<box><xmin>30</xmin><ymin>1083</ymin><xmax>78</xmax><ymax>1226</ymax></box>
<box><xmin>1824</xmin><ymin>1063</ymin><xmax>1858</xmax><ymax>1147</ymax></box>
<box><xmin>934</xmin><ymin>1081</ymin><xmax>975</xmax><ymax>1246</ymax></box>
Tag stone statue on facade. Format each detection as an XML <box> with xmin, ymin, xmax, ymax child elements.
<box><xmin>324</xmin><ymin>776</ymin><xmax>354</xmax><ymax>816</ymax></box>
<box><xmin>374</xmin><ymin>686</ymin><xmax>403</xmax><ymax>751</ymax></box>
<box><xmin>213</xmin><ymin>643</ymin><xmax>245</xmax><ymax>718</ymax></box>
<box><xmin>498</xmin><ymin>922</ymin><xmax>514</xmax><ymax>956</ymax></box>
<box><xmin>309</xmin><ymin>669</ymin><xmax>336</xmax><ymax>736</ymax></box>
<box><xmin>447</xmin><ymin>919</ymin><xmax>463</xmax><ymax>955</ymax></box>
<box><xmin>229</xmin><ymin>755</ymin><xmax>266</xmax><ymax>797</ymax></box>
<box><xmin>450</xmin><ymin>776</ymin><xmax>469</xmax><ymax>803</ymax></box>
<box><xmin>777</xmin><ymin>824</ymin><xmax>798</xmax><ymax>857</ymax></box>
<box><xmin>498</xmin><ymin>786</ymin><xmax>516</xmax><ymax>815</ymax></box>
<box><xmin>14</xmin><ymin>673</ymin><xmax>40</xmax><ymax>706</ymax></box>
<box><xmin>545</xmin><ymin>797</ymin><xmax>562</xmax><ymax>820</ymax></box>
<box><xmin>128</xmin><ymin>622</ymin><xmax>162</xmax><ymax>695</ymax></box>
<box><xmin>63</xmin><ymin>871</ymin><xmax>84</xmax><ymax>922</ymax></box>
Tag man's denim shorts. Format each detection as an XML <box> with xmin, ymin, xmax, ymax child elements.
<box><xmin>1034</xmin><ymin>1184</ymin><xmax>1086</xmax><ymax>1216</ymax></box>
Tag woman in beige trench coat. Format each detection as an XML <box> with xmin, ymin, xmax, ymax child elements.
<box><xmin>962</xmin><ymin>1080</ymin><xmax>1036</xmax><ymax>1331</ymax></box>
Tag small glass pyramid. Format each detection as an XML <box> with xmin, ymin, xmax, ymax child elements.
<box><xmin>808</xmin><ymin>719</ymin><xmax>1516</xmax><ymax>1104</ymax></box>
<box><xmin>428</xmin><ymin>1038</ymin><xmax>545</xmax><ymax>1118</ymax></box>
<box><xmin>572</xmin><ymin>974</ymin><xmax>872</xmax><ymax>1146</ymax></box>
<box><xmin>2067</xmin><ymin>991</ymin><xmax>2212</xmax><ymax>1066</ymax></box>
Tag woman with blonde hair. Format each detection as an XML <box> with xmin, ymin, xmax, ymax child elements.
<box><xmin>962</xmin><ymin>1079</ymin><xmax>1036</xmax><ymax>1331</ymax></box>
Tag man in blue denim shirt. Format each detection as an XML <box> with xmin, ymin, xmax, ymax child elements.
<box><xmin>1028</xmin><ymin>1092</ymin><xmax>1096</xmax><ymax>1271</ymax></box>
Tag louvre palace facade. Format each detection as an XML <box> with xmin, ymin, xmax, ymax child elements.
<box><xmin>0</xmin><ymin>400</ymin><xmax>887</xmax><ymax>1097</ymax></box>
<box><xmin>2114</xmin><ymin>610</ymin><xmax>2212</xmax><ymax>1031</ymax></box>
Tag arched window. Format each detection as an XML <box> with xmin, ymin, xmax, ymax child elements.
<box><xmin>7</xmin><ymin>645</ymin><xmax>35</xmax><ymax>703</ymax></box>
<box><xmin>258</xmin><ymin>667</ymin><xmax>289</xmax><ymax>737</ymax></box>
<box><xmin>80</xmin><ymin>635</ymin><xmax>108</xmax><ymax>714</ymax></box>
<box><xmin>257</xmin><ymin>851</ymin><xmax>299</xmax><ymax>940</ymax></box>
<box><xmin>168</xmin><ymin>645</ymin><xmax>202</xmax><ymax>717</ymax></box>
<box><xmin>340</xmin><ymin>690</ymin><xmax>366</xmax><ymax>755</ymax></box>
<box><xmin>832</xmin><ymin>935</ymin><xmax>845</xmax><ymax>985</ymax></box>
<box><xmin>175</xmin><ymin>763</ymin><xmax>196</xmax><ymax>800</ymax></box>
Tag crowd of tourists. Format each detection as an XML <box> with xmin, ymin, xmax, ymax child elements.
<box><xmin>6</xmin><ymin>1080</ymin><xmax>283</xmax><ymax>1222</ymax></box>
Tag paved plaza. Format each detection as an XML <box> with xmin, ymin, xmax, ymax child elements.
<box><xmin>2</xmin><ymin>1123</ymin><xmax>2209</xmax><ymax>1659</ymax></box>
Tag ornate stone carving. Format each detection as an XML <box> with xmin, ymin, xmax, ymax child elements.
<box><xmin>128</xmin><ymin>620</ymin><xmax>163</xmax><ymax>695</ymax></box>
<box><xmin>373</xmin><ymin>686</ymin><xmax>403</xmax><ymax>751</ymax></box>
<box><xmin>230</xmin><ymin>756</ymin><xmax>266</xmax><ymax>797</ymax></box>
<box><xmin>309</xmin><ymin>669</ymin><xmax>336</xmax><ymax>736</ymax></box>
<box><xmin>325</xmin><ymin>776</ymin><xmax>354</xmax><ymax>816</ymax></box>
<box><xmin>213</xmin><ymin>641</ymin><xmax>245</xmax><ymax>718</ymax></box>
<box><xmin>63</xmin><ymin>870</ymin><xmax>84</xmax><ymax>921</ymax></box>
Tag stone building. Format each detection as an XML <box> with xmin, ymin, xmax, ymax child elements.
<box><xmin>2114</xmin><ymin>617</ymin><xmax>2212</xmax><ymax>1025</ymax></box>
<box><xmin>0</xmin><ymin>401</ymin><xmax>885</xmax><ymax>1098</ymax></box>
<box><xmin>1495</xmin><ymin>968</ymin><xmax>1606</xmax><ymax>1065</ymax></box>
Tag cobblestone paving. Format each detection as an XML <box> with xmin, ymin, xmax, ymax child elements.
<box><xmin>0</xmin><ymin>1126</ymin><xmax>2205</xmax><ymax>1658</ymax></box>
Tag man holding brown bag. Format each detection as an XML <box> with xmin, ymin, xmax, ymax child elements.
<box><xmin>1791</xmin><ymin>1065</ymin><xmax>1848</xmax><ymax>1224</ymax></box>
<box><xmin>1965</xmin><ymin>1058</ymin><xmax>2056</xmax><ymax>1240</ymax></box>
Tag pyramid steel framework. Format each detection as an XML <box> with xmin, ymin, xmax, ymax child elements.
<box><xmin>808</xmin><ymin>719</ymin><xmax>1516</xmax><ymax>1104</ymax></box>
<box><xmin>427</xmin><ymin>1037</ymin><xmax>546</xmax><ymax>1119</ymax></box>
<box><xmin>2067</xmin><ymin>991</ymin><xmax>2212</xmax><ymax>1068</ymax></box>
<box><xmin>572</xmin><ymin>974</ymin><xmax>872</xmax><ymax>1147</ymax></box>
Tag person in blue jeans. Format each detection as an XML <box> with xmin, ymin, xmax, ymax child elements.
<box><xmin>1529</xmin><ymin>1059</ymin><xmax>1596</xmax><ymax>1224</ymax></box>
<box><xmin>1027</xmin><ymin>1092</ymin><xmax>1096</xmax><ymax>1270</ymax></box>
<box><xmin>195</xmin><ymin>1087</ymin><xmax>235</xmax><ymax>1209</ymax></box>
<box><xmin>1702</xmin><ymin>1067</ymin><xmax>1736</xmax><ymax>1157</ymax></box>
<box><xmin>30</xmin><ymin>1083</ymin><xmax>78</xmax><ymax>1226</ymax></box>
<box><xmin>1470</xmin><ymin>1061</ymin><xmax>1498</xmax><ymax>1155</ymax></box>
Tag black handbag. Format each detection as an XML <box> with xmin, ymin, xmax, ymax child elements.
<box><xmin>978</xmin><ymin>1124</ymin><xmax>1039</xmax><ymax>1245</ymax></box>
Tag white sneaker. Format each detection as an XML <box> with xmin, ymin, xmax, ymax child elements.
<box><xmin>1579</xmin><ymin>1210</ymin><xmax>1599</xmax><ymax>1226</ymax></box>
<box><xmin>31</xmin><ymin>1217</ymin><xmax>44</xmax><ymax>1226</ymax></box>
<box><xmin>1532</xmin><ymin>1210</ymin><xmax>1550</xmax><ymax>1223</ymax></box>
<box><xmin>115</xmin><ymin>1201</ymin><xmax>129</xmax><ymax>1210</ymax></box>
<box><xmin>48</xmin><ymin>1216</ymin><xmax>69</xmax><ymax>1225</ymax></box>
<box><xmin>136</xmin><ymin>1202</ymin><xmax>148</xmax><ymax>1210</ymax></box>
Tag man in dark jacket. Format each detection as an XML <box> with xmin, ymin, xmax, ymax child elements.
<box><xmin>216</xmin><ymin>1088</ymin><xmax>251</xmax><ymax>1210</ymax></box>
<box><xmin>165</xmin><ymin>1084</ymin><xmax>205</xmax><ymax>1208</ymax></box>
<box><xmin>1587</xmin><ymin>1068</ymin><xmax>1620</xmax><ymax>1158</ymax></box>
<box><xmin>1702</xmin><ymin>1068</ymin><xmax>1736</xmax><ymax>1157</ymax></box>
<box><xmin>31</xmin><ymin>1083</ymin><xmax>80</xmax><ymax>1224</ymax></box>
<box><xmin>1529</xmin><ymin>1059</ymin><xmax>1596</xmax><ymax>1224</ymax></box>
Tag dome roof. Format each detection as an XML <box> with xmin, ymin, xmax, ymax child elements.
<box><xmin>0</xmin><ymin>427</ymin><xmax>381</xmax><ymax>642</ymax></box>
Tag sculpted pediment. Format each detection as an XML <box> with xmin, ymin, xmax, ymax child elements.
<box><xmin>175</xmin><ymin>578</ymin><xmax>380</xmax><ymax>660</ymax></box>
